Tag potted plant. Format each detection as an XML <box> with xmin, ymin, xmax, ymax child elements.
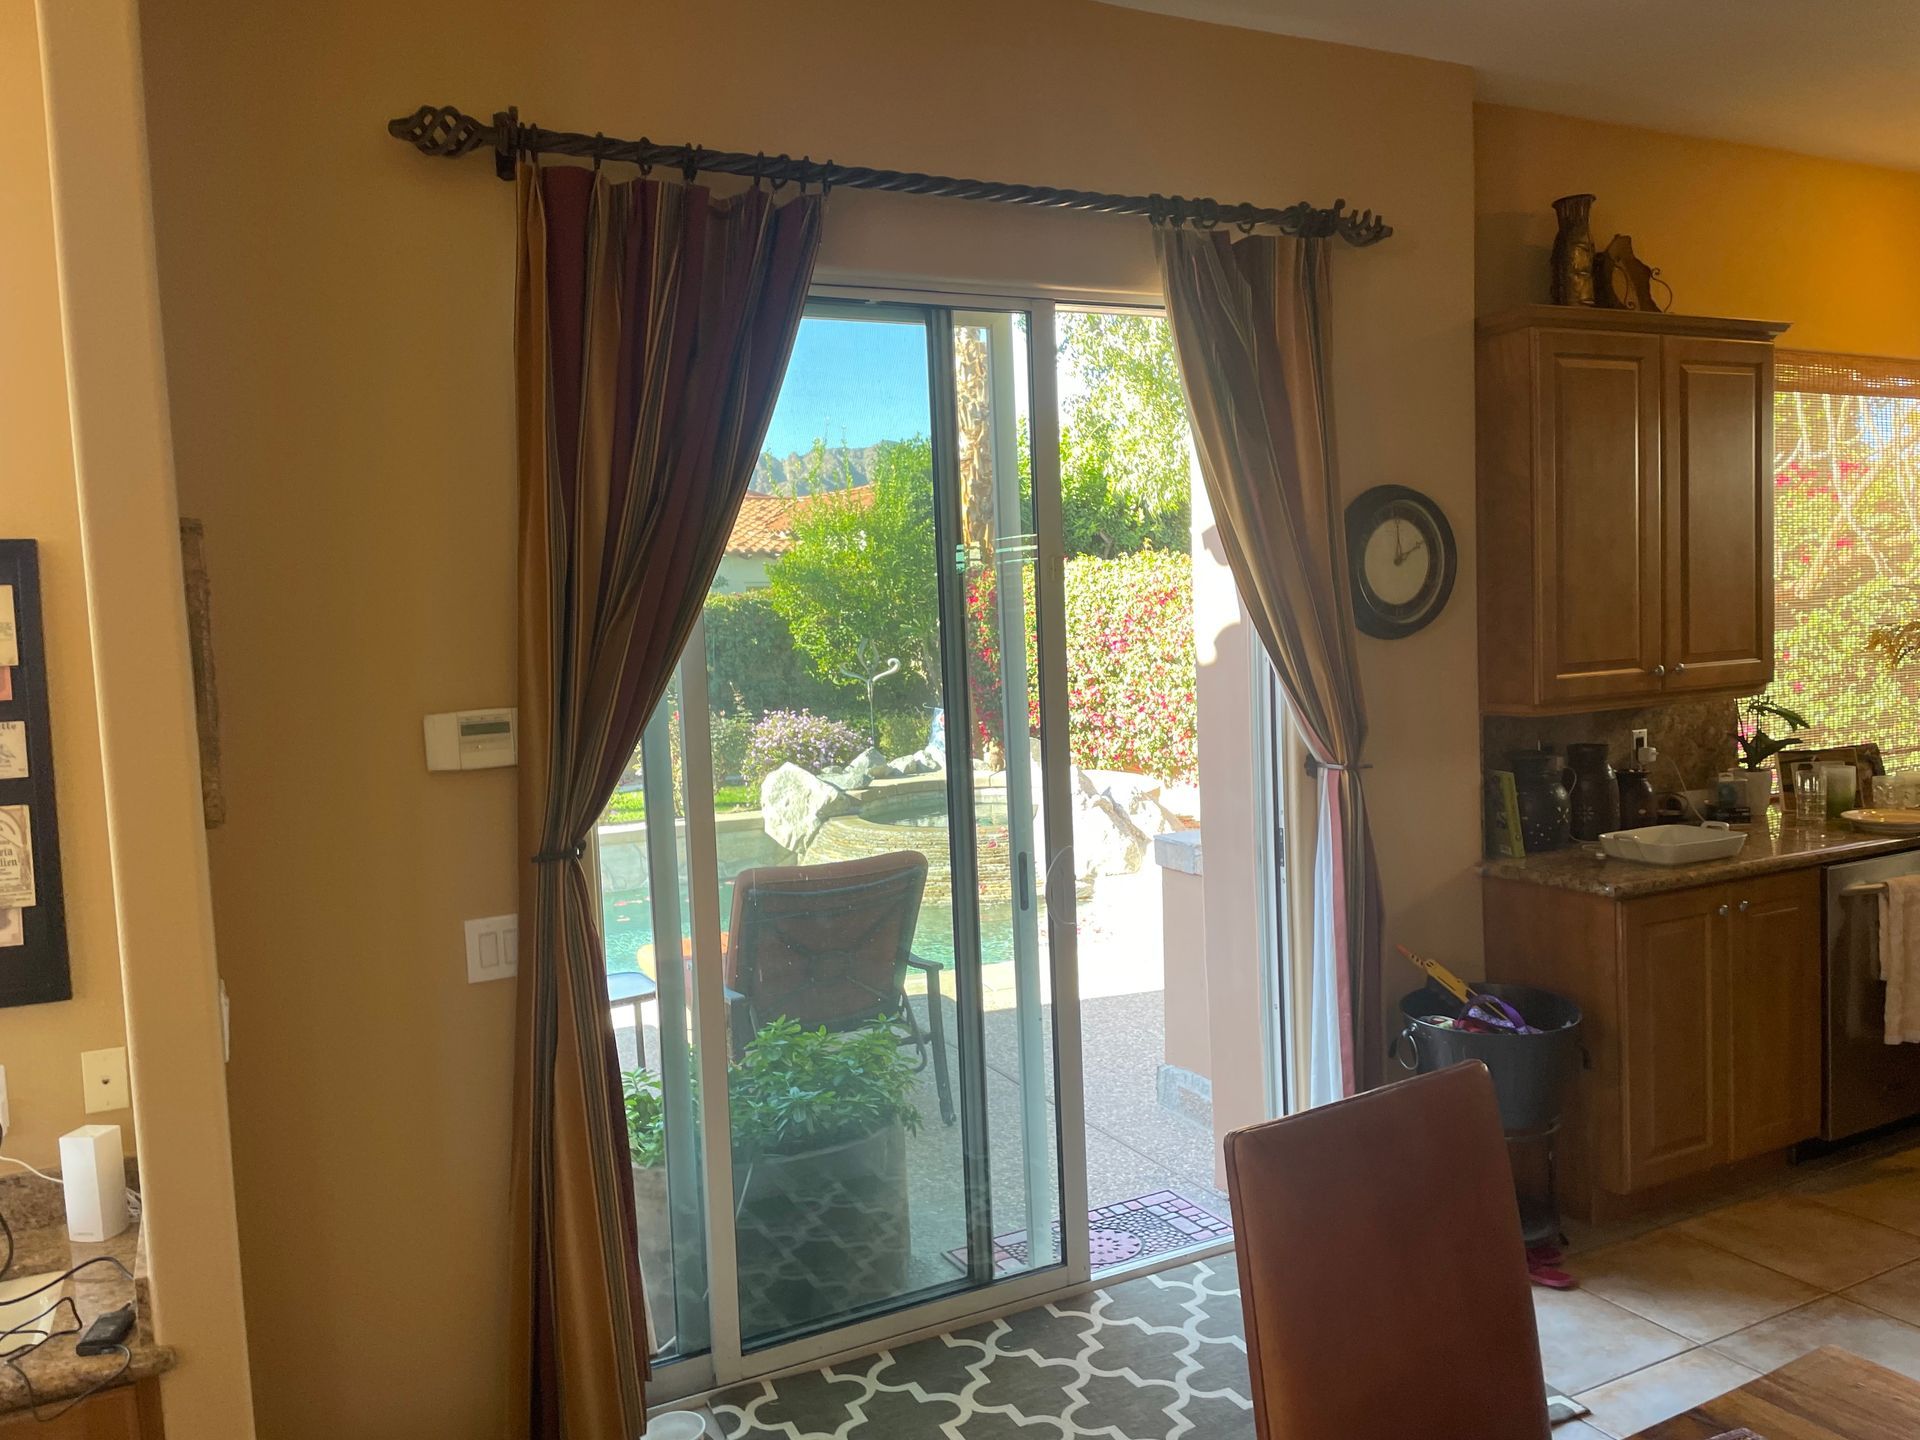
<box><xmin>727</xmin><ymin>1017</ymin><xmax>922</xmax><ymax>1337</ymax></box>
<box><xmin>1733</xmin><ymin>694</ymin><xmax>1812</xmax><ymax>814</ymax></box>
<box><xmin>622</xmin><ymin>1069</ymin><xmax>677</xmax><ymax>1349</ymax></box>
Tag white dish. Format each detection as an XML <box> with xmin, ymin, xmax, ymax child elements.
<box><xmin>1842</xmin><ymin>807</ymin><xmax>1920</xmax><ymax>836</ymax></box>
<box><xmin>1599</xmin><ymin>822</ymin><xmax>1748</xmax><ymax>866</ymax></box>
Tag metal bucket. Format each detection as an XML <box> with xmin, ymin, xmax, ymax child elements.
<box><xmin>1394</xmin><ymin>983</ymin><xmax>1583</xmax><ymax>1134</ymax></box>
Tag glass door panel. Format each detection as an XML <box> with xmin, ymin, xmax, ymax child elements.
<box><xmin>951</xmin><ymin>311</ymin><xmax>1062</xmax><ymax>1277</ymax></box>
<box><xmin>614</xmin><ymin>295</ymin><xmax>1084</xmax><ymax>1387</ymax></box>
<box><xmin>595</xmin><ymin>679</ymin><xmax>710</xmax><ymax>1363</ymax></box>
<box><xmin>706</xmin><ymin>307</ymin><xmax>975</xmax><ymax>1349</ymax></box>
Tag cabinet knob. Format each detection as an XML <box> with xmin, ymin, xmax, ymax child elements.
<box><xmin>1653</xmin><ymin>664</ymin><xmax>1667</xmax><ymax>678</ymax></box>
<box><xmin>1739</xmin><ymin>899</ymin><xmax>1750</xmax><ymax>912</ymax></box>
<box><xmin>1718</xmin><ymin>903</ymin><xmax>1730</xmax><ymax>916</ymax></box>
<box><xmin>1674</xmin><ymin>663</ymin><xmax>1687</xmax><ymax>674</ymax></box>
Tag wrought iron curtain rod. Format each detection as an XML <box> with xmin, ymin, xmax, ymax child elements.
<box><xmin>387</xmin><ymin>105</ymin><xmax>1393</xmax><ymax>247</ymax></box>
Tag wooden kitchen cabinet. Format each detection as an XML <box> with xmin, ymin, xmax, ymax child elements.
<box><xmin>1477</xmin><ymin>307</ymin><xmax>1787</xmax><ymax>715</ymax></box>
<box><xmin>0</xmin><ymin>1379</ymin><xmax>164</xmax><ymax>1437</ymax></box>
<box><xmin>1727</xmin><ymin>870</ymin><xmax>1824</xmax><ymax>1158</ymax></box>
<box><xmin>1619</xmin><ymin>886</ymin><xmax>1727</xmax><ymax>1192</ymax></box>
<box><xmin>1485</xmin><ymin>865</ymin><xmax>1823</xmax><ymax>1219</ymax></box>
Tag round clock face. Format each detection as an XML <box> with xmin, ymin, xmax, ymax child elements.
<box><xmin>1345</xmin><ymin>485</ymin><xmax>1456</xmax><ymax>639</ymax></box>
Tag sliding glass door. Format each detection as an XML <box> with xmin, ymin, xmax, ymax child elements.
<box><xmin>600</xmin><ymin>297</ymin><xmax>1085</xmax><ymax>1390</ymax></box>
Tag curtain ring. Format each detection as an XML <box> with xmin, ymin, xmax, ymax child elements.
<box><xmin>636</xmin><ymin>135</ymin><xmax>653</xmax><ymax>177</ymax></box>
<box><xmin>591</xmin><ymin>133</ymin><xmax>604</xmax><ymax>173</ymax></box>
<box><xmin>819</xmin><ymin>160</ymin><xmax>834</xmax><ymax>198</ymax></box>
<box><xmin>681</xmin><ymin>144</ymin><xmax>700</xmax><ymax>185</ymax></box>
<box><xmin>752</xmin><ymin>151</ymin><xmax>767</xmax><ymax>190</ymax></box>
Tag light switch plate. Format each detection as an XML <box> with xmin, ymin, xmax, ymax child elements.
<box><xmin>465</xmin><ymin>915</ymin><xmax>519</xmax><ymax>984</ymax></box>
<box><xmin>80</xmin><ymin>1048</ymin><xmax>130</xmax><ymax>1114</ymax></box>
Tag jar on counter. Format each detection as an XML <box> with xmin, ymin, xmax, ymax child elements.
<box><xmin>1617</xmin><ymin>762</ymin><xmax>1657</xmax><ymax>828</ymax></box>
<box><xmin>1511</xmin><ymin>751</ymin><xmax>1573</xmax><ymax>853</ymax></box>
<box><xmin>1566</xmin><ymin>741</ymin><xmax>1621</xmax><ymax>841</ymax></box>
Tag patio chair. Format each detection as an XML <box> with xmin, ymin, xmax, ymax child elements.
<box><xmin>724</xmin><ymin>851</ymin><xmax>956</xmax><ymax>1126</ymax></box>
<box><xmin>1224</xmin><ymin>1062</ymin><xmax>1550</xmax><ymax>1440</ymax></box>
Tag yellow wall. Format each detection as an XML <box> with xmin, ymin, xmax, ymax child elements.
<box><xmin>0</xmin><ymin>0</ymin><xmax>133</xmax><ymax>1168</ymax></box>
<box><xmin>1477</xmin><ymin>103</ymin><xmax>1920</xmax><ymax>357</ymax></box>
<box><xmin>136</xmin><ymin>1</ymin><xmax>1477</xmax><ymax>1433</ymax></box>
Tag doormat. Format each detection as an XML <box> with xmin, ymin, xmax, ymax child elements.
<box><xmin>942</xmin><ymin>1190</ymin><xmax>1234</xmax><ymax>1279</ymax></box>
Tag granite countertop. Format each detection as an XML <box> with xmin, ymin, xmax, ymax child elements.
<box><xmin>1479</xmin><ymin>813</ymin><xmax>1920</xmax><ymax>898</ymax></box>
<box><xmin>0</xmin><ymin>1172</ymin><xmax>174</xmax><ymax>1417</ymax></box>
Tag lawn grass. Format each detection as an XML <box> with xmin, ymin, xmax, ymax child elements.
<box><xmin>602</xmin><ymin>785</ymin><xmax>757</xmax><ymax>824</ymax></box>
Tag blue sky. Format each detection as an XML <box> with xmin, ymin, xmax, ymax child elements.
<box><xmin>761</xmin><ymin>317</ymin><xmax>932</xmax><ymax>458</ymax></box>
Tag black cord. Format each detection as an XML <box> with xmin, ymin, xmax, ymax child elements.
<box><xmin>0</xmin><ymin>1289</ymin><xmax>136</xmax><ymax>1422</ymax></box>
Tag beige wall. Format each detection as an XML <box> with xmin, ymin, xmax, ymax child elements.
<box><xmin>0</xmin><ymin>0</ymin><xmax>132</xmax><ymax>1168</ymax></box>
<box><xmin>136</xmin><ymin>1</ymin><xmax>1478</xmax><ymax>1433</ymax></box>
<box><xmin>1477</xmin><ymin>103</ymin><xmax>1920</xmax><ymax>357</ymax></box>
<box><xmin>35</xmin><ymin>0</ymin><xmax>255</xmax><ymax>1428</ymax></box>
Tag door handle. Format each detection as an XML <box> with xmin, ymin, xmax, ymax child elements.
<box><xmin>1017</xmin><ymin>851</ymin><xmax>1032</xmax><ymax>910</ymax></box>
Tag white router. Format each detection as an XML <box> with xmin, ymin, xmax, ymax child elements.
<box><xmin>60</xmin><ymin>1124</ymin><xmax>129</xmax><ymax>1243</ymax></box>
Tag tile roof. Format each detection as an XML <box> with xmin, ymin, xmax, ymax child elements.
<box><xmin>726</xmin><ymin>487</ymin><xmax>874</xmax><ymax>557</ymax></box>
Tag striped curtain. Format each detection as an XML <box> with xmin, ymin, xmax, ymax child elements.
<box><xmin>508</xmin><ymin>161</ymin><xmax>821</xmax><ymax>1437</ymax></box>
<box><xmin>1155</xmin><ymin>225</ymin><xmax>1383</xmax><ymax>1101</ymax></box>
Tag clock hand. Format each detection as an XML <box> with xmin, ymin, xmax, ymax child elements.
<box><xmin>1391</xmin><ymin>519</ymin><xmax>1407</xmax><ymax>564</ymax></box>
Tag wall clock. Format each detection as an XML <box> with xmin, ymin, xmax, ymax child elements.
<box><xmin>1344</xmin><ymin>484</ymin><xmax>1456</xmax><ymax>639</ymax></box>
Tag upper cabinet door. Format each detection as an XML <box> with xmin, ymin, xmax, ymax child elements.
<box><xmin>1532</xmin><ymin>329</ymin><xmax>1664</xmax><ymax>708</ymax></box>
<box><xmin>1662</xmin><ymin>338</ymin><xmax>1775</xmax><ymax>695</ymax></box>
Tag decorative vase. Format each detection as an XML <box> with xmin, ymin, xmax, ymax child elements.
<box><xmin>1511</xmin><ymin>751</ymin><xmax>1572</xmax><ymax>853</ymax></box>
<box><xmin>1566</xmin><ymin>742</ymin><xmax>1620</xmax><ymax>841</ymax></box>
<box><xmin>1549</xmin><ymin>194</ymin><xmax>1597</xmax><ymax>306</ymax></box>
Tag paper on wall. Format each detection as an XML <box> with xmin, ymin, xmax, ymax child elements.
<box><xmin>0</xmin><ymin>910</ymin><xmax>17</xmax><ymax>948</ymax></box>
<box><xmin>0</xmin><ymin>723</ymin><xmax>24</xmax><ymax>781</ymax></box>
<box><xmin>0</xmin><ymin>587</ymin><xmax>15</xmax><ymax>668</ymax></box>
<box><xmin>0</xmin><ymin>806</ymin><xmax>32</xmax><ymax>910</ymax></box>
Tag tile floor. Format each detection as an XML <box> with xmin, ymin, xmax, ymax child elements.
<box><xmin>676</xmin><ymin>1129</ymin><xmax>1920</xmax><ymax>1439</ymax></box>
<box><xmin>1543</xmin><ymin>1137</ymin><xmax>1920</xmax><ymax>1438</ymax></box>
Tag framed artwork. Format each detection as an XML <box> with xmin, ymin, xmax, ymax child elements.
<box><xmin>0</xmin><ymin>541</ymin><xmax>70</xmax><ymax>1007</ymax></box>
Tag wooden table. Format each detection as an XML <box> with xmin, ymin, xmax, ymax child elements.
<box><xmin>1629</xmin><ymin>1347</ymin><xmax>1920</xmax><ymax>1439</ymax></box>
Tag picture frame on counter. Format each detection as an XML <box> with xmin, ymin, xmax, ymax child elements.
<box><xmin>0</xmin><ymin>541</ymin><xmax>70</xmax><ymax>1006</ymax></box>
<box><xmin>1775</xmin><ymin>742</ymin><xmax>1885</xmax><ymax>818</ymax></box>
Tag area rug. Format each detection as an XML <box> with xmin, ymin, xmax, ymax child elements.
<box><xmin>943</xmin><ymin>1190</ymin><xmax>1234</xmax><ymax>1279</ymax></box>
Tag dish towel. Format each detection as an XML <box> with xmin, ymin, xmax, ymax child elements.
<box><xmin>1878</xmin><ymin>873</ymin><xmax>1920</xmax><ymax>1044</ymax></box>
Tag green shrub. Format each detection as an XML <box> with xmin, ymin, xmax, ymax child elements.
<box><xmin>709</xmin><ymin>712</ymin><xmax>754</xmax><ymax>784</ymax></box>
<box><xmin>728</xmin><ymin>1018</ymin><xmax>921</xmax><ymax>1156</ymax></box>
<box><xmin>704</xmin><ymin>588</ymin><xmax>847</xmax><ymax>719</ymax></box>
<box><xmin>742</xmin><ymin>709</ymin><xmax>867</xmax><ymax>788</ymax></box>
<box><xmin>622</xmin><ymin>1069</ymin><xmax>665</xmax><ymax>1167</ymax></box>
<box><xmin>875</xmin><ymin>708</ymin><xmax>931</xmax><ymax>761</ymax></box>
<box><xmin>1059</xmin><ymin>551</ymin><xmax>1196</xmax><ymax>783</ymax></box>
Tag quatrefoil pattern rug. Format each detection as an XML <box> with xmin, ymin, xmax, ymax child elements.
<box><xmin>710</xmin><ymin>1257</ymin><xmax>1257</xmax><ymax>1439</ymax></box>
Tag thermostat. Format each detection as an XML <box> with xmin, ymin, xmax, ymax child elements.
<box><xmin>424</xmin><ymin>708</ymin><xmax>517</xmax><ymax>771</ymax></box>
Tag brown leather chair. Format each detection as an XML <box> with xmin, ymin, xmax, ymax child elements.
<box><xmin>1223</xmin><ymin>1062</ymin><xmax>1550</xmax><ymax>1440</ymax></box>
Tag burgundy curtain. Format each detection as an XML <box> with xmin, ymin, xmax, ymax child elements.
<box><xmin>1155</xmin><ymin>225</ymin><xmax>1383</xmax><ymax>1100</ymax></box>
<box><xmin>508</xmin><ymin>161</ymin><xmax>820</xmax><ymax>1436</ymax></box>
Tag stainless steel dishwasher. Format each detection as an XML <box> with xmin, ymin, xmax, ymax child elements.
<box><xmin>1825</xmin><ymin>848</ymin><xmax>1920</xmax><ymax>1141</ymax></box>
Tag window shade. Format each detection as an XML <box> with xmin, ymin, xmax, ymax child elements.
<box><xmin>1771</xmin><ymin>350</ymin><xmax>1920</xmax><ymax>769</ymax></box>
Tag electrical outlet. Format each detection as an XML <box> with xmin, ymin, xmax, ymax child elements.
<box><xmin>0</xmin><ymin>1066</ymin><xmax>10</xmax><ymax>1135</ymax></box>
<box><xmin>465</xmin><ymin>915</ymin><xmax>519</xmax><ymax>984</ymax></box>
<box><xmin>80</xmin><ymin>1048</ymin><xmax>130</xmax><ymax>1114</ymax></box>
<box><xmin>1631</xmin><ymin>728</ymin><xmax>1650</xmax><ymax>752</ymax></box>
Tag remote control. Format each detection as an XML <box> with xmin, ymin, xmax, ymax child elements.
<box><xmin>75</xmin><ymin>1305</ymin><xmax>134</xmax><ymax>1356</ymax></box>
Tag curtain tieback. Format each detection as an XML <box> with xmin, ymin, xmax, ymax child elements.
<box><xmin>532</xmin><ymin>842</ymin><xmax>586</xmax><ymax>864</ymax></box>
<box><xmin>1304</xmin><ymin>757</ymin><xmax>1371</xmax><ymax>777</ymax></box>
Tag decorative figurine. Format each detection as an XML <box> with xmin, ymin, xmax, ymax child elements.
<box><xmin>1548</xmin><ymin>193</ymin><xmax>1597</xmax><ymax>306</ymax></box>
<box><xmin>1595</xmin><ymin>234</ymin><xmax>1669</xmax><ymax>311</ymax></box>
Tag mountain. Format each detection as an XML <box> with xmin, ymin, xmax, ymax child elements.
<box><xmin>751</xmin><ymin>443</ymin><xmax>880</xmax><ymax>496</ymax></box>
